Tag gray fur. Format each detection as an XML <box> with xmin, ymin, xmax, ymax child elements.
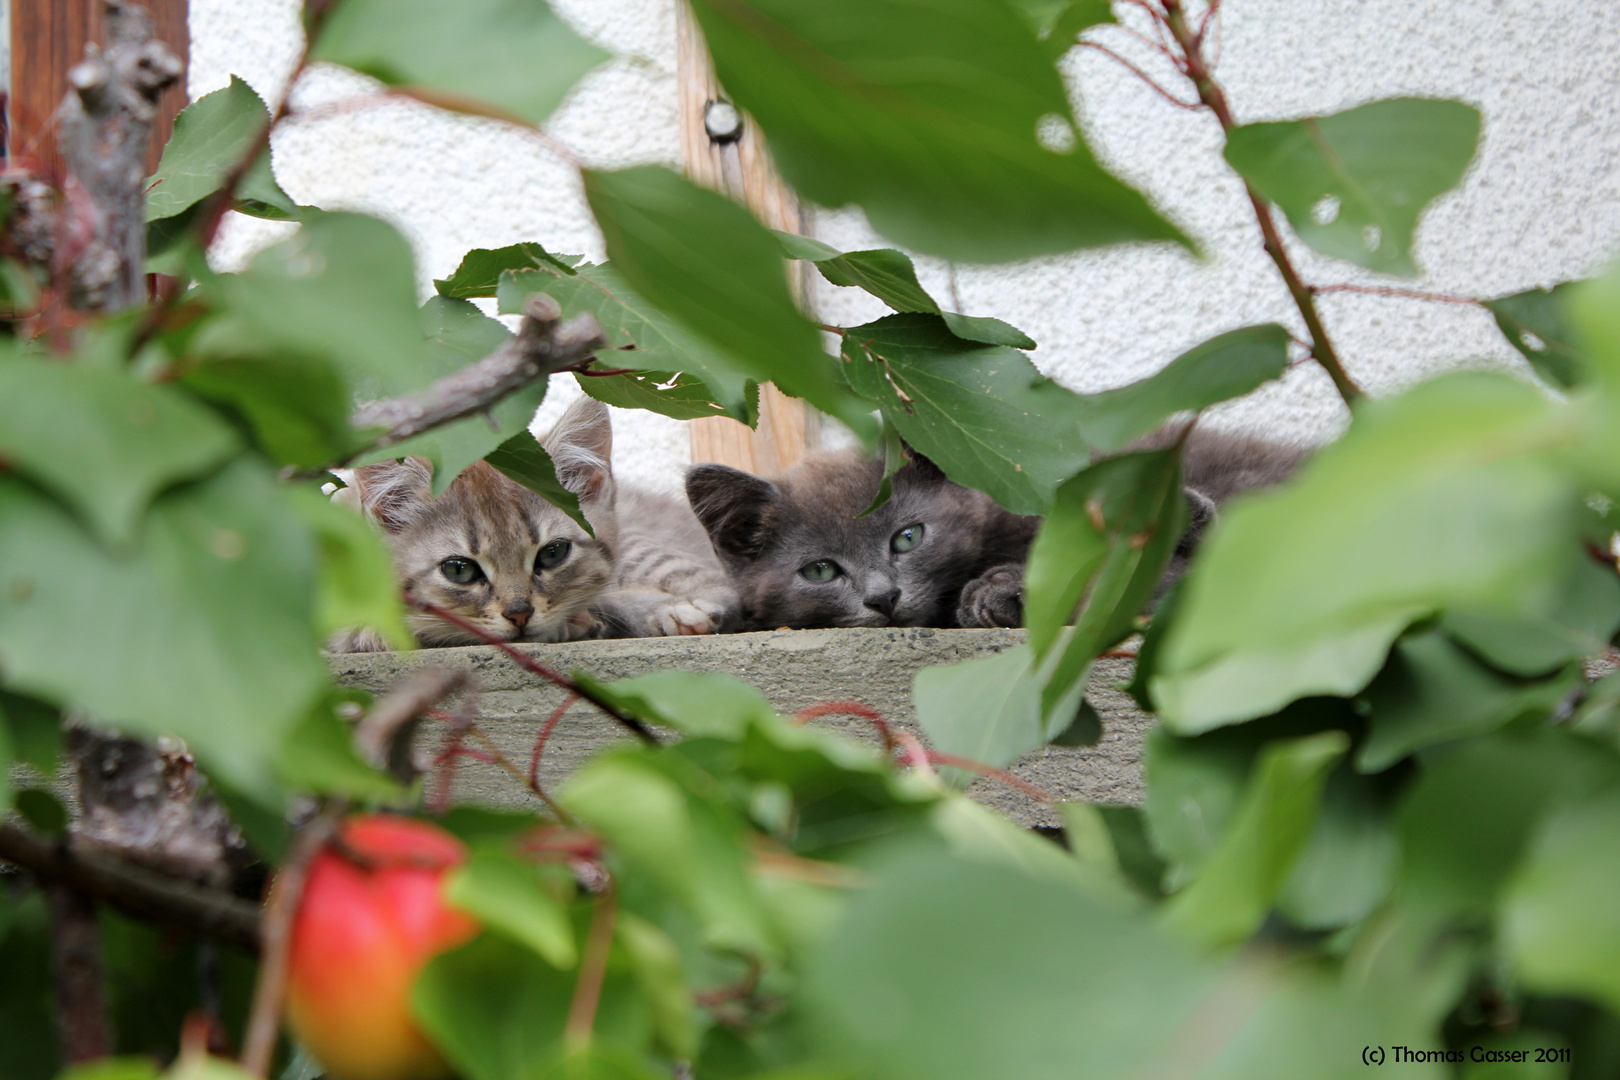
<box><xmin>687</xmin><ymin>452</ymin><xmax>1036</xmax><ymax>630</ymax></box>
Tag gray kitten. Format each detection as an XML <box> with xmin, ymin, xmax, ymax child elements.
<box><xmin>689</xmin><ymin>430</ymin><xmax>1305</xmax><ymax>631</ymax></box>
<box><xmin>687</xmin><ymin>452</ymin><xmax>1036</xmax><ymax>630</ymax></box>
<box><xmin>957</xmin><ymin>429</ymin><xmax>1308</xmax><ymax>627</ymax></box>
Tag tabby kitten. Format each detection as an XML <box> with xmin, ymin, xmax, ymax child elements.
<box><xmin>689</xmin><ymin>430</ymin><xmax>1305</xmax><ymax>631</ymax></box>
<box><xmin>332</xmin><ymin>397</ymin><xmax>737</xmax><ymax>650</ymax></box>
<box><xmin>332</xmin><ymin>397</ymin><xmax>618</xmax><ymax>651</ymax></box>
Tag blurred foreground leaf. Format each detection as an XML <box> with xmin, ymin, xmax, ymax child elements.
<box><xmin>691</xmin><ymin>0</ymin><xmax>1188</xmax><ymax>261</ymax></box>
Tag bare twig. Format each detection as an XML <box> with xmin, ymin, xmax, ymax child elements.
<box><xmin>240</xmin><ymin>802</ymin><xmax>348</xmax><ymax>1078</ymax></box>
<box><xmin>413</xmin><ymin>599</ymin><xmax>660</xmax><ymax>745</ymax></box>
<box><xmin>0</xmin><ymin>820</ymin><xmax>260</xmax><ymax>951</ymax></box>
<box><xmin>57</xmin><ymin>0</ymin><xmax>183</xmax><ymax>312</ymax></box>
<box><xmin>351</xmin><ymin>294</ymin><xmax>607</xmax><ymax>454</ymax></box>
<box><xmin>353</xmin><ymin>666</ymin><xmax>469</xmax><ymax>783</ymax></box>
<box><xmin>46</xmin><ymin>885</ymin><xmax>113</xmax><ymax>1063</ymax></box>
<box><xmin>1160</xmin><ymin>0</ymin><xmax>1363</xmax><ymax>405</ymax></box>
<box><xmin>565</xmin><ymin>880</ymin><xmax>618</xmax><ymax>1050</ymax></box>
<box><xmin>1311</xmin><ymin>283</ymin><xmax>1483</xmax><ymax>306</ymax></box>
<box><xmin>1079</xmin><ymin>42</ymin><xmax>1202</xmax><ymax>110</ymax></box>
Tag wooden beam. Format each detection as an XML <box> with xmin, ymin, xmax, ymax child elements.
<box><xmin>675</xmin><ymin>2</ymin><xmax>819</xmax><ymax>477</ymax></box>
<box><xmin>9</xmin><ymin>0</ymin><xmax>188</xmax><ymax>179</ymax></box>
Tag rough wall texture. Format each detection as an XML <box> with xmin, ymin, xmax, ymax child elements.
<box><xmin>188</xmin><ymin>0</ymin><xmax>1620</xmax><ymax>472</ymax></box>
<box><xmin>330</xmin><ymin>629</ymin><xmax>1153</xmax><ymax>827</ymax></box>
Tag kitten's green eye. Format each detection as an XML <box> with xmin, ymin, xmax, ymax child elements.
<box><xmin>800</xmin><ymin>560</ymin><xmax>840</xmax><ymax>583</ymax></box>
<box><xmin>891</xmin><ymin>523</ymin><xmax>925</xmax><ymax>553</ymax></box>
<box><xmin>440</xmin><ymin>557</ymin><xmax>482</xmax><ymax>585</ymax></box>
<box><xmin>536</xmin><ymin>539</ymin><xmax>572</xmax><ymax>571</ymax></box>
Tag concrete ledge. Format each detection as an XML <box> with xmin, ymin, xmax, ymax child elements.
<box><xmin>328</xmin><ymin>628</ymin><xmax>1154</xmax><ymax>828</ymax></box>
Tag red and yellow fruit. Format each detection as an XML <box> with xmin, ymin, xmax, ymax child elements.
<box><xmin>285</xmin><ymin>814</ymin><xmax>478</xmax><ymax>1080</ymax></box>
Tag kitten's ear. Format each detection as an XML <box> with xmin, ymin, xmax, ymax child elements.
<box><xmin>352</xmin><ymin>457</ymin><xmax>434</xmax><ymax>533</ymax></box>
<box><xmin>687</xmin><ymin>464</ymin><xmax>778</xmax><ymax>563</ymax></box>
<box><xmin>542</xmin><ymin>397</ymin><xmax>613</xmax><ymax>504</ymax></box>
<box><xmin>900</xmin><ymin>443</ymin><xmax>947</xmax><ymax>483</ymax></box>
<box><xmin>1177</xmin><ymin>487</ymin><xmax>1218</xmax><ymax>556</ymax></box>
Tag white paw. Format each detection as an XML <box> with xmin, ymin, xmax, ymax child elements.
<box><xmin>653</xmin><ymin>601</ymin><xmax>717</xmax><ymax>636</ymax></box>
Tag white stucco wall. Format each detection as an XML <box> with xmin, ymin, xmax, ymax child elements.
<box><xmin>188</xmin><ymin>0</ymin><xmax>1620</xmax><ymax>493</ymax></box>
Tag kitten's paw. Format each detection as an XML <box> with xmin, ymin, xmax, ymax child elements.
<box><xmin>652</xmin><ymin>598</ymin><xmax>724</xmax><ymax>636</ymax></box>
<box><xmin>956</xmin><ymin>565</ymin><xmax>1025</xmax><ymax>628</ymax></box>
<box><xmin>328</xmin><ymin>627</ymin><xmax>391</xmax><ymax>653</ymax></box>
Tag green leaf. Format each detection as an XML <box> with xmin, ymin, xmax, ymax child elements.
<box><xmin>0</xmin><ymin>689</ymin><xmax>62</xmax><ymax>775</ymax></box>
<box><xmin>842</xmin><ymin>313</ymin><xmax>1091</xmax><ymax>514</ymax></box>
<box><xmin>1006</xmin><ymin>0</ymin><xmax>1115</xmax><ymax>58</ymax></box>
<box><xmin>1072</xmin><ymin>325</ymin><xmax>1291</xmax><ymax>451</ymax></box>
<box><xmin>485</xmin><ymin>431</ymin><xmax>593</xmax><ymax>536</ymax></box>
<box><xmin>689</xmin><ymin>0</ymin><xmax>1188</xmax><ymax>262</ymax></box>
<box><xmin>1439</xmin><ymin>551</ymin><xmax>1620</xmax><ymax>677</ymax></box>
<box><xmin>616</xmin><ymin>912</ymin><xmax>698</xmax><ymax>1060</ymax></box>
<box><xmin>1275</xmin><ymin>768</ymin><xmax>1397</xmax><ymax>930</ymax></box>
<box><xmin>284</xmin><ymin>485</ymin><xmax>412</xmax><ymax>649</ymax></box>
<box><xmin>354</xmin><ymin>297</ymin><xmax>548</xmax><ymax>497</ymax></box>
<box><xmin>583</xmin><ymin>166</ymin><xmax>876</xmax><ymax>439</ymax></box>
<box><xmin>197</xmin><ymin>210</ymin><xmax>428</xmax><ymax>402</ymax></box>
<box><xmin>14</xmin><ymin>789</ymin><xmax>68</xmax><ymax>835</ymax></box>
<box><xmin>0</xmin><ymin>354</ymin><xmax>239</xmax><ymax>548</ymax></box>
<box><xmin>856</xmin><ymin>419</ymin><xmax>906</xmax><ymax>518</ymax></box>
<box><xmin>412</xmin><ymin>931</ymin><xmax>572</xmax><ymax>1080</ymax></box>
<box><xmin>1502</xmin><ymin>788</ymin><xmax>1620</xmax><ymax>1015</ymax></box>
<box><xmin>573</xmin><ymin>369</ymin><xmax>734</xmax><ymax>422</ymax></box>
<box><xmin>435</xmin><ymin>242</ymin><xmax>581</xmax><ymax>298</ymax></box>
<box><xmin>569</xmin><ymin>670</ymin><xmax>777</xmax><ymax>740</ymax></box>
<box><xmin>1355</xmin><ymin>628</ymin><xmax>1579</xmax><ymax>772</ymax></box>
<box><xmin>444</xmin><ymin>851</ymin><xmax>579</xmax><ymax>969</ymax></box>
<box><xmin>145</xmin><ymin>76</ymin><xmax>295</xmax><ymax>223</ymax></box>
<box><xmin>1397</xmin><ymin>728</ymin><xmax>1620</xmax><ymax>921</ymax></box>
<box><xmin>1094</xmin><ymin>804</ymin><xmax>1169</xmax><ymax>899</ymax></box>
<box><xmin>166</xmin><ymin>1057</ymin><xmax>260</xmax><ymax>1080</ymax></box>
<box><xmin>1151</xmin><ymin>372</ymin><xmax>1582</xmax><ymax>734</ymax></box>
<box><xmin>1483</xmin><ymin>281</ymin><xmax>1589</xmax><ymax>389</ymax></box>
<box><xmin>1224</xmin><ymin>98</ymin><xmax>1481</xmax><ymax>277</ymax></box>
<box><xmin>313</xmin><ymin>0</ymin><xmax>609</xmax><ymax>125</ymax></box>
<box><xmin>913</xmin><ymin>645</ymin><xmax>1085</xmax><ymax>775</ymax></box>
<box><xmin>0</xmin><ymin>460</ymin><xmax>326</xmax><ymax>801</ymax></box>
<box><xmin>1024</xmin><ymin>449</ymin><xmax>1185</xmax><ymax>718</ymax></box>
<box><xmin>500</xmin><ymin>265</ymin><xmax>756</xmax><ymax>423</ymax></box>
<box><xmin>62</xmin><ymin>1060</ymin><xmax>161</xmax><ymax>1080</ymax></box>
<box><xmin>561</xmin><ymin>750</ymin><xmax>776</xmax><ymax>956</ymax></box>
<box><xmin>1141</xmin><ymin>725</ymin><xmax>1253</xmax><ymax>891</ymax></box>
<box><xmin>1460</xmin><ymin>1033</ymin><xmax>1571</xmax><ymax>1080</ymax></box>
<box><xmin>181</xmin><ymin>352</ymin><xmax>356</xmax><ymax>470</ymax></box>
<box><xmin>277</xmin><ymin>690</ymin><xmax>404</xmax><ymax>800</ymax></box>
<box><xmin>802</xmin><ymin>841</ymin><xmax>1217</xmax><ymax>1080</ymax></box>
<box><xmin>1162</xmin><ymin>731</ymin><xmax>1348</xmax><ymax>947</ymax></box>
<box><xmin>796</xmin><ymin>243</ymin><xmax>1036</xmax><ymax>349</ymax></box>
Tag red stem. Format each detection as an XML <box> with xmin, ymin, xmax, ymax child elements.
<box><xmin>1079</xmin><ymin>42</ymin><xmax>1202</xmax><ymax>110</ymax></box>
<box><xmin>925</xmin><ymin>751</ymin><xmax>1056</xmax><ymax>804</ymax></box>
<box><xmin>565</xmin><ymin>881</ymin><xmax>618</xmax><ymax>1049</ymax></box>
<box><xmin>1311</xmin><ymin>283</ymin><xmax>1482</xmax><ymax>306</ymax></box>
<box><xmin>529</xmin><ymin>692</ymin><xmax>579</xmax><ymax>790</ymax></box>
<box><xmin>574</xmin><ymin>367</ymin><xmax>637</xmax><ymax>377</ymax></box>
<box><xmin>793</xmin><ymin>700</ymin><xmax>895</xmax><ymax>753</ymax></box>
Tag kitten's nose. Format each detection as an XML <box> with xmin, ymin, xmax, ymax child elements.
<box><xmin>502</xmin><ymin>601</ymin><xmax>533</xmax><ymax>631</ymax></box>
<box><xmin>864</xmin><ymin>586</ymin><xmax>900</xmax><ymax>620</ymax></box>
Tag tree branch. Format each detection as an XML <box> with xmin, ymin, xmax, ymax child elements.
<box><xmin>348</xmin><ymin>294</ymin><xmax>606</xmax><ymax>457</ymax></box>
<box><xmin>1160</xmin><ymin>0</ymin><xmax>1363</xmax><ymax>406</ymax></box>
<box><xmin>46</xmin><ymin>884</ymin><xmax>113</xmax><ymax>1063</ymax></box>
<box><xmin>0</xmin><ymin>821</ymin><xmax>260</xmax><ymax>952</ymax></box>
<box><xmin>353</xmin><ymin>666</ymin><xmax>469</xmax><ymax>783</ymax></box>
<box><xmin>57</xmin><ymin>0</ymin><xmax>183</xmax><ymax>312</ymax></box>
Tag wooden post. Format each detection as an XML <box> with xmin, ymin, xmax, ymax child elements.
<box><xmin>676</xmin><ymin>2</ymin><xmax>818</xmax><ymax>477</ymax></box>
<box><xmin>9</xmin><ymin>0</ymin><xmax>188</xmax><ymax>178</ymax></box>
